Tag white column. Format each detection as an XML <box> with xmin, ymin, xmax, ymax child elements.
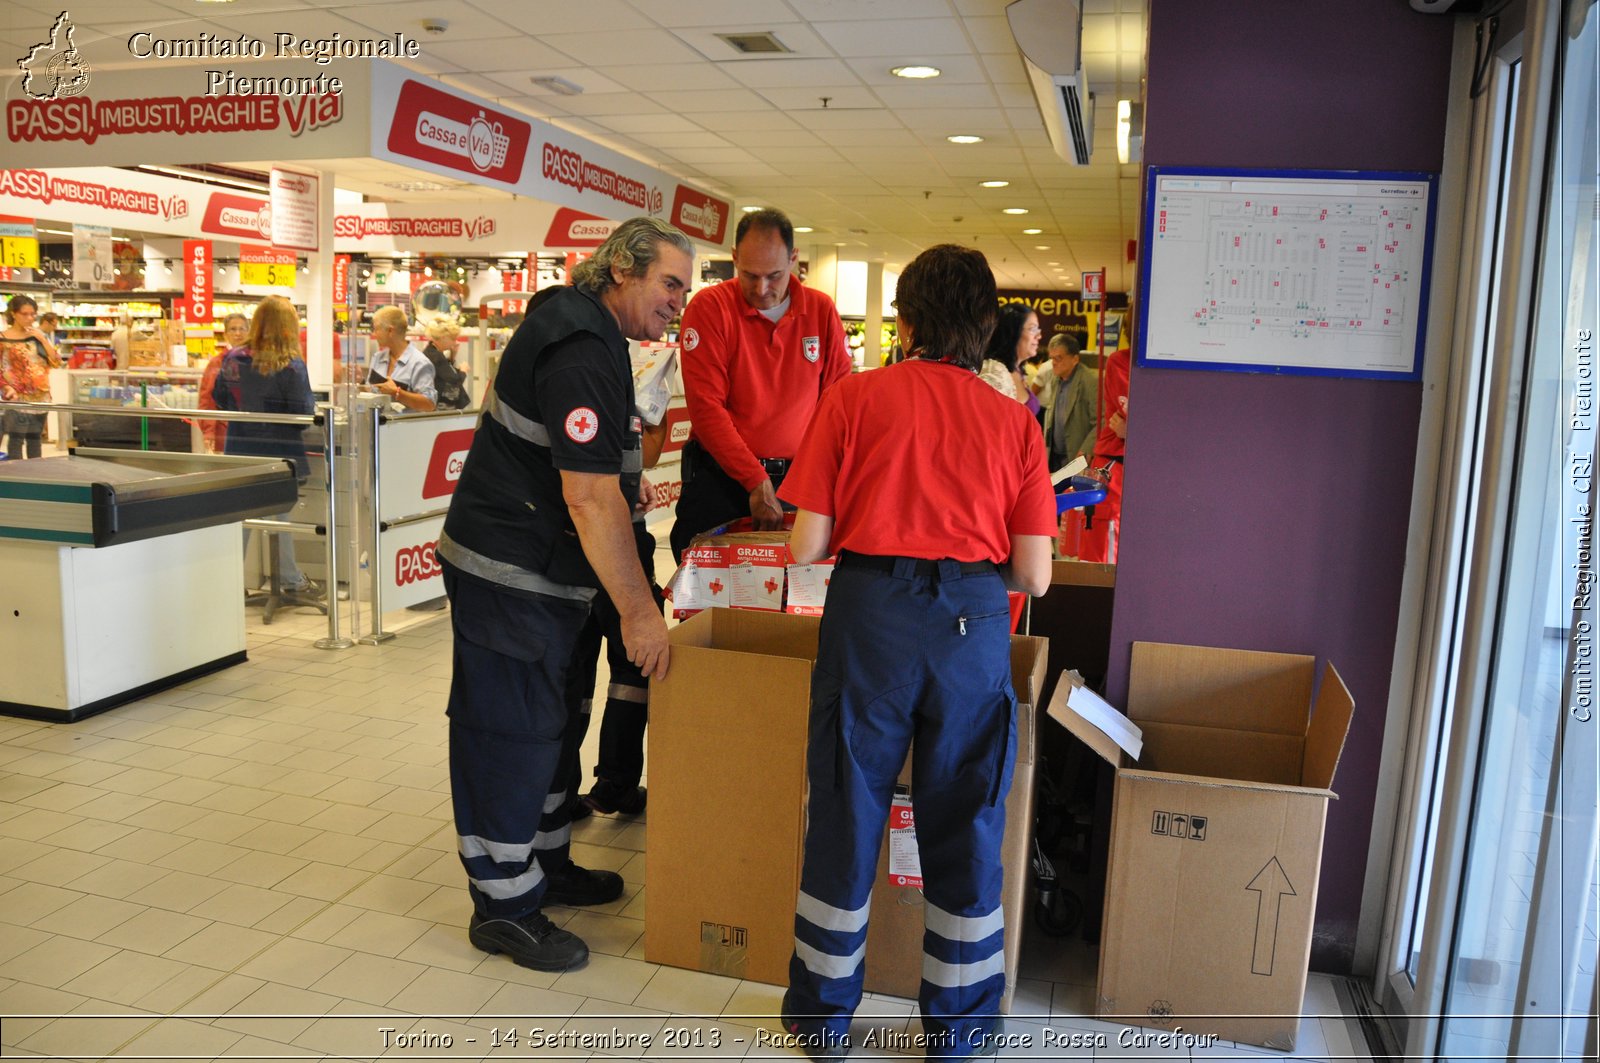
<box><xmin>807</xmin><ymin>244</ymin><xmax>839</xmax><ymax>302</ymax></box>
<box><xmin>863</xmin><ymin>261</ymin><xmax>884</xmax><ymax>370</ymax></box>
<box><xmin>304</xmin><ymin>169</ymin><xmax>336</xmax><ymax>389</ymax></box>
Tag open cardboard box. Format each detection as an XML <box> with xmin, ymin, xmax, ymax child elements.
<box><xmin>1046</xmin><ymin>642</ymin><xmax>1354</xmax><ymax>1051</ymax></box>
<box><xmin>646</xmin><ymin>607</ymin><xmax>1047</xmax><ymax>1012</ymax></box>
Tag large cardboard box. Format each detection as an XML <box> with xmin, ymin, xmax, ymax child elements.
<box><xmin>646</xmin><ymin>608</ymin><xmax>1047</xmax><ymax>1008</ymax></box>
<box><xmin>647</xmin><ymin>609</ymin><xmax>820</xmax><ymax>982</ymax></box>
<box><xmin>1046</xmin><ymin>642</ymin><xmax>1354</xmax><ymax>1051</ymax></box>
<box><xmin>861</xmin><ymin>635</ymin><xmax>1048</xmax><ymax>1012</ymax></box>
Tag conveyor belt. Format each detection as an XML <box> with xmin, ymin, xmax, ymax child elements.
<box><xmin>0</xmin><ymin>452</ymin><xmax>299</xmax><ymax>547</ymax></box>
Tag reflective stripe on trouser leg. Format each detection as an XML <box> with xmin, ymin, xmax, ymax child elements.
<box><xmin>443</xmin><ymin>567</ymin><xmax>584</xmax><ymax>919</ymax></box>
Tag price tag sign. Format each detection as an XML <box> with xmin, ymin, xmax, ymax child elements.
<box><xmin>239</xmin><ymin>244</ymin><xmax>297</xmax><ymax>287</ymax></box>
<box><xmin>0</xmin><ymin>216</ymin><xmax>39</xmax><ymax>268</ymax></box>
<box><xmin>0</xmin><ymin>237</ymin><xmax>39</xmax><ymax>268</ymax></box>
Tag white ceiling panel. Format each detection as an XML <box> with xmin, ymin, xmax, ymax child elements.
<box><xmin>15</xmin><ymin>0</ymin><xmax>1148</xmax><ymax>289</ymax></box>
<box><xmin>537</xmin><ymin>28</ymin><xmax>704</xmax><ymax>66</ymax></box>
<box><xmin>810</xmin><ymin>18</ymin><xmax>971</xmax><ymax>57</ymax></box>
<box><xmin>723</xmin><ymin>57</ymin><xmax>860</xmax><ymax>88</ymax></box>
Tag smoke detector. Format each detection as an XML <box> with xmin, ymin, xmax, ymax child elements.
<box><xmin>421</xmin><ymin>17</ymin><xmax>449</xmax><ymax>35</ymax></box>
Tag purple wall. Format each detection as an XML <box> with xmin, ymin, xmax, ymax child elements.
<box><xmin>1109</xmin><ymin>0</ymin><xmax>1454</xmax><ymax>973</ymax></box>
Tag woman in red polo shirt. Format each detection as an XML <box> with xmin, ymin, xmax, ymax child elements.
<box><xmin>776</xmin><ymin>244</ymin><xmax>1054</xmax><ymax>1062</ymax></box>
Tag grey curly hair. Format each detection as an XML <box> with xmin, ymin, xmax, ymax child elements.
<box><xmin>570</xmin><ymin>217</ymin><xmax>694</xmax><ymax>295</ymax></box>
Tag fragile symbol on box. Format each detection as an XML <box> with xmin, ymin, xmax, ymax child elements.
<box><xmin>701</xmin><ymin>921</ymin><xmax>747</xmax><ymax>949</ymax></box>
<box><xmin>887</xmin><ymin>791</ymin><xmax>923</xmax><ymax>888</ymax></box>
<box><xmin>1151</xmin><ymin>811</ymin><xmax>1207</xmax><ymax>841</ymax></box>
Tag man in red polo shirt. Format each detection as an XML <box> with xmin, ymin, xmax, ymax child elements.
<box><xmin>671</xmin><ymin>208</ymin><xmax>851</xmax><ymax>560</ymax></box>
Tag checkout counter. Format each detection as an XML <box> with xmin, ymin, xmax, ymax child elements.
<box><xmin>0</xmin><ymin>450</ymin><xmax>297</xmax><ymax>722</ymax></box>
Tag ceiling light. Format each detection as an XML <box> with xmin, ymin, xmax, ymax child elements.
<box><xmin>1048</xmin><ymin>261</ymin><xmax>1060</xmax><ymax>266</ymax></box>
<box><xmin>1002</xmin><ymin>207</ymin><xmax>1029</xmax><ymax>215</ymax></box>
<box><xmin>1022</xmin><ymin>228</ymin><xmax>1042</xmax><ymax>235</ymax></box>
<box><xmin>1117</xmin><ymin>99</ymin><xmax>1144</xmax><ymax>165</ymax></box>
<box><xmin>892</xmin><ymin>65</ymin><xmax>942</xmax><ymax>79</ymax></box>
<box><xmin>946</xmin><ymin>135</ymin><xmax>983</xmax><ymax>145</ymax></box>
<box><xmin>794</xmin><ymin>226</ymin><xmax>814</xmax><ymax>233</ymax></box>
<box><xmin>741</xmin><ymin>206</ymin><xmax>761</xmax><ymax>213</ymax></box>
<box><xmin>979</xmin><ymin>180</ymin><xmax>1009</xmax><ymax>188</ymax></box>
<box><xmin>531</xmin><ymin>75</ymin><xmax>584</xmax><ymax>96</ymax></box>
<box><xmin>1035</xmin><ymin>245</ymin><xmax>1050</xmax><ymax>250</ymax></box>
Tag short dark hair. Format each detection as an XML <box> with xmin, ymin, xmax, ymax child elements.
<box><xmin>985</xmin><ymin>302</ymin><xmax>1038</xmax><ymax>373</ymax></box>
<box><xmin>734</xmin><ymin>208</ymin><xmax>794</xmax><ymax>254</ymax></box>
<box><xmin>894</xmin><ymin>244</ymin><xmax>997</xmax><ymax>371</ymax></box>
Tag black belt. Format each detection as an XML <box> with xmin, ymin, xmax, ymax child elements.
<box><xmin>759</xmin><ymin>456</ymin><xmax>791</xmax><ymax>478</ymax></box>
<box><xmin>838</xmin><ymin>551</ymin><xmax>997</xmax><ymax>577</ymax></box>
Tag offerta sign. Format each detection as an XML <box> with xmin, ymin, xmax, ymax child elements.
<box><xmin>385</xmin><ymin>79</ymin><xmax>529</xmax><ymax>186</ymax></box>
<box><xmin>177</xmin><ymin>239</ymin><xmax>212</xmax><ymax>322</ymax></box>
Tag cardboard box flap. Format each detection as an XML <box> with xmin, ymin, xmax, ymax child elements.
<box><xmin>1045</xmin><ymin>670</ymin><xmax>1140</xmax><ymax>768</ymax></box>
<box><xmin>1302</xmin><ymin>661</ymin><xmax>1354</xmax><ymax>790</ymax></box>
<box><xmin>1127</xmin><ymin>642</ymin><xmax>1316</xmax><ymax>735</ymax></box>
<box><xmin>1137</xmin><ymin>720</ymin><xmax>1303</xmax><ymax>785</ymax></box>
<box><xmin>1117</xmin><ymin>766</ymin><xmax>1337</xmax><ymax>800</ymax></box>
<box><xmin>1010</xmin><ymin>634</ymin><xmax>1049</xmax><ymax>707</ymax></box>
<box><xmin>669</xmin><ymin>607</ymin><xmax>821</xmax><ymax>661</ymax></box>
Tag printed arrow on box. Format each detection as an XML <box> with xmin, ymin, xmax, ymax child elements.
<box><xmin>1246</xmin><ymin>857</ymin><xmax>1297</xmax><ymax>976</ymax></box>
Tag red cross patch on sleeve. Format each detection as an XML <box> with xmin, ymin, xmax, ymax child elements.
<box><xmin>564</xmin><ymin>407</ymin><xmax>600</xmax><ymax>443</ymax></box>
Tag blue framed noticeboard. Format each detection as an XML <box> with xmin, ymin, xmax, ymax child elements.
<box><xmin>1136</xmin><ymin>165</ymin><xmax>1438</xmax><ymax>381</ymax></box>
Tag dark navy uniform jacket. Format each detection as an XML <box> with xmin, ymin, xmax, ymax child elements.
<box><xmin>438</xmin><ymin>285</ymin><xmax>642</xmax><ymax>599</ymax></box>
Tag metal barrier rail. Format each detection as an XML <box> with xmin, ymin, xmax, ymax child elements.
<box><xmin>0</xmin><ymin>399</ymin><xmax>314</xmax><ymax>425</ymax></box>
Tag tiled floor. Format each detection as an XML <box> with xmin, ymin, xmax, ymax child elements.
<box><xmin>0</xmin><ymin>584</ymin><xmax>1373</xmax><ymax>1061</ymax></box>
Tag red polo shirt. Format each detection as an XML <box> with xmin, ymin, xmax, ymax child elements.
<box><xmin>678</xmin><ymin>277</ymin><xmax>851</xmax><ymax>490</ymax></box>
<box><xmin>778</xmin><ymin>359</ymin><xmax>1057</xmax><ymax>563</ymax></box>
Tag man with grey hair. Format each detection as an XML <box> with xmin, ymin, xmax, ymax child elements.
<box><xmin>1042</xmin><ymin>331</ymin><xmax>1097</xmax><ymax>471</ymax></box>
<box><xmin>435</xmin><ymin>216</ymin><xmax>693</xmax><ymax>972</ymax></box>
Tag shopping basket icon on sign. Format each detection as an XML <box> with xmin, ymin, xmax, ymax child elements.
<box><xmin>487</xmin><ymin>122</ymin><xmax>509</xmax><ymax>168</ymax></box>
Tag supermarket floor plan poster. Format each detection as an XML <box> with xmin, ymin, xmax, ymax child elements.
<box><xmin>1137</xmin><ymin>167</ymin><xmax>1437</xmax><ymax>380</ymax></box>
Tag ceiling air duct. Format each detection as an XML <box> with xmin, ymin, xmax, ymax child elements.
<box><xmin>1007</xmin><ymin>0</ymin><xmax>1094</xmax><ymax>165</ymax></box>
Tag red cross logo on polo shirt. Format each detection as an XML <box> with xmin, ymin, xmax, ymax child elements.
<box><xmin>565</xmin><ymin>407</ymin><xmax>600</xmax><ymax>443</ymax></box>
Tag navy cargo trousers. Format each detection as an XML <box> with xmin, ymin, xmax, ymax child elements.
<box><xmin>787</xmin><ymin>555</ymin><xmax>1017</xmax><ymax>1059</ymax></box>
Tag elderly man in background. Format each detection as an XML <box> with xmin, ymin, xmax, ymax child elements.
<box><xmin>1041</xmin><ymin>332</ymin><xmax>1097</xmax><ymax>471</ymax></box>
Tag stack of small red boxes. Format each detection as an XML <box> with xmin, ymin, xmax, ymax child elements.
<box><xmin>667</xmin><ymin>516</ymin><xmax>836</xmax><ymax>619</ymax></box>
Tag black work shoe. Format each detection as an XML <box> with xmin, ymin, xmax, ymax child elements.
<box><xmin>542</xmin><ymin>862</ymin><xmax>624</xmax><ymax>907</ymax></box>
<box><xmin>780</xmin><ymin>990</ymin><xmax>851</xmax><ymax>1063</ymax></box>
<box><xmin>566</xmin><ymin>795</ymin><xmax>592</xmax><ymax>821</ymax></box>
<box><xmin>468</xmin><ymin>911</ymin><xmax>587</xmax><ymax>971</ymax></box>
<box><xmin>583</xmin><ymin>779</ymin><xmax>647</xmax><ymax>816</ymax></box>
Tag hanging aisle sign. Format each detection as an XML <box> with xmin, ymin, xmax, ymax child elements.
<box><xmin>72</xmin><ymin>222</ymin><xmax>111</xmax><ymax>284</ymax></box>
<box><xmin>268</xmin><ymin>167</ymin><xmax>319</xmax><ymax>251</ymax></box>
<box><xmin>239</xmin><ymin>244</ymin><xmax>296</xmax><ymax>287</ymax></box>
